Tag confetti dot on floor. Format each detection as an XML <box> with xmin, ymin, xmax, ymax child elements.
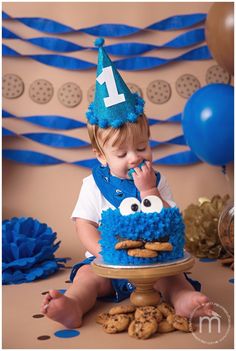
<box><xmin>229</xmin><ymin>278</ymin><xmax>234</xmax><ymax>284</ymax></box>
<box><xmin>32</xmin><ymin>314</ymin><xmax>45</xmax><ymax>318</ymax></box>
<box><xmin>37</xmin><ymin>335</ymin><xmax>51</xmax><ymax>340</ymax></box>
<box><xmin>54</xmin><ymin>329</ymin><xmax>80</xmax><ymax>338</ymax></box>
<box><xmin>199</xmin><ymin>258</ymin><xmax>217</xmax><ymax>263</ymax></box>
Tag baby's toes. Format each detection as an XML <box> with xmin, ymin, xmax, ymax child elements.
<box><xmin>41</xmin><ymin>293</ymin><xmax>52</xmax><ymax>313</ymax></box>
<box><xmin>193</xmin><ymin>293</ymin><xmax>209</xmax><ymax>307</ymax></box>
<box><xmin>202</xmin><ymin>302</ymin><xmax>213</xmax><ymax>316</ymax></box>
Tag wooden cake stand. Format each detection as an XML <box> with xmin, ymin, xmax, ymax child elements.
<box><xmin>92</xmin><ymin>252</ymin><xmax>195</xmax><ymax>307</ymax></box>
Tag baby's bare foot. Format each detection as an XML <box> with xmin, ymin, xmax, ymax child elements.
<box><xmin>41</xmin><ymin>290</ymin><xmax>82</xmax><ymax>329</ymax></box>
<box><xmin>173</xmin><ymin>290</ymin><xmax>212</xmax><ymax>318</ymax></box>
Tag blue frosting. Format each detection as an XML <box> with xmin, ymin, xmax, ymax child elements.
<box><xmin>99</xmin><ymin>207</ymin><xmax>185</xmax><ymax>265</ymax></box>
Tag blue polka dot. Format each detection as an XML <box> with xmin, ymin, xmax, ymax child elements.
<box><xmin>199</xmin><ymin>258</ymin><xmax>217</xmax><ymax>263</ymax></box>
<box><xmin>54</xmin><ymin>329</ymin><xmax>80</xmax><ymax>338</ymax></box>
<box><xmin>58</xmin><ymin>289</ymin><xmax>66</xmax><ymax>294</ymax></box>
<box><xmin>229</xmin><ymin>278</ymin><xmax>234</xmax><ymax>284</ymax></box>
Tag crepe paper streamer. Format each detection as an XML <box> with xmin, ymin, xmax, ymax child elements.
<box><xmin>3</xmin><ymin>26</ymin><xmax>205</xmax><ymax>54</ymax></box>
<box><xmin>2</xmin><ymin>217</ymin><xmax>68</xmax><ymax>285</ymax></box>
<box><xmin>2</xmin><ymin>109</ymin><xmax>86</xmax><ymax>130</ymax></box>
<box><xmin>150</xmin><ymin>135</ymin><xmax>186</xmax><ymax>148</ymax></box>
<box><xmin>153</xmin><ymin>150</ymin><xmax>200</xmax><ymax>166</ymax></box>
<box><xmin>3</xmin><ymin>148</ymin><xmax>200</xmax><ymax>167</ymax></box>
<box><xmin>2</xmin><ymin>44</ymin><xmax>95</xmax><ymax>70</ymax></box>
<box><xmin>228</xmin><ymin>278</ymin><xmax>234</xmax><ymax>284</ymax></box>
<box><xmin>3</xmin><ymin>109</ymin><xmax>181</xmax><ymax>129</ymax></box>
<box><xmin>148</xmin><ymin>114</ymin><xmax>182</xmax><ymax>125</ymax></box>
<box><xmin>3</xmin><ymin>149</ymin><xmax>63</xmax><ymax>165</ymax></box>
<box><xmin>3</xmin><ymin>126</ymin><xmax>186</xmax><ymax>149</ymax></box>
<box><xmin>199</xmin><ymin>258</ymin><xmax>217</xmax><ymax>262</ymax></box>
<box><xmin>3</xmin><ymin>128</ymin><xmax>90</xmax><ymax>148</ymax></box>
<box><xmin>114</xmin><ymin>46</ymin><xmax>212</xmax><ymax>71</ymax></box>
<box><xmin>2</xmin><ymin>44</ymin><xmax>212</xmax><ymax>71</ymax></box>
<box><xmin>54</xmin><ymin>330</ymin><xmax>80</xmax><ymax>338</ymax></box>
<box><xmin>2</xmin><ymin>127</ymin><xmax>16</xmax><ymax>136</ymax></box>
<box><xmin>2</xmin><ymin>11</ymin><xmax>206</xmax><ymax>36</ymax></box>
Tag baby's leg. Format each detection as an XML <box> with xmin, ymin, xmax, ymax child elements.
<box><xmin>41</xmin><ymin>265</ymin><xmax>114</xmax><ymax>328</ymax></box>
<box><xmin>154</xmin><ymin>274</ymin><xmax>212</xmax><ymax>318</ymax></box>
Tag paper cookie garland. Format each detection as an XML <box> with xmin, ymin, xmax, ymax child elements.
<box><xmin>57</xmin><ymin>82</ymin><xmax>82</xmax><ymax>108</ymax></box>
<box><xmin>175</xmin><ymin>74</ymin><xmax>201</xmax><ymax>99</ymax></box>
<box><xmin>205</xmin><ymin>65</ymin><xmax>230</xmax><ymax>84</ymax></box>
<box><xmin>29</xmin><ymin>79</ymin><xmax>54</xmax><ymax>104</ymax></box>
<box><xmin>2</xmin><ymin>74</ymin><xmax>24</xmax><ymax>99</ymax></box>
<box><xmin>146</xmin><ymin>80</ymin><xmax>171</xmax><ymax>104</ymax></box>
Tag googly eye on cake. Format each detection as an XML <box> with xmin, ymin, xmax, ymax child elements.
<box><xmin>98</xmin><ymin>196</ymin><xmax>185</xmax><ymax>265</ymax></box>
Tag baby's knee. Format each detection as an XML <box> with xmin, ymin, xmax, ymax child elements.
<box><xmin>72</xmin><ymin>264</ymin><xmax>94</xmax><ymax>282</ymax></box>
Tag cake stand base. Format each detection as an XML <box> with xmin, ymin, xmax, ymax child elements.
<box><xmin>92</xmin><ymin>253</ymin><xmax>195</xmax><ymax>307</ymax></box>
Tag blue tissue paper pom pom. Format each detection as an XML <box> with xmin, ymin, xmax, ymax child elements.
<box><xmin>2</xmin><ymin>217</ymin><xmax>67</xmax><ymax>285</ymax></box>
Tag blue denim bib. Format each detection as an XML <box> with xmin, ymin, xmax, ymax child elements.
<box><xmin>92</xmin><ymin>164</ymin><xmax>161</xmax><ymax>208</ymax></box>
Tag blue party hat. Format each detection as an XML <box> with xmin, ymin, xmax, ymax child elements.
<box><xmin>86</xmin><ymin>38</ymin><xmax>144</xmax><ymax>128</ymax></box>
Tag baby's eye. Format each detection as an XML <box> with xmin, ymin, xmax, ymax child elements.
<box><xmin>137</xmin><ymin>147</ymin><xmax>146</xmax><ymax>152</ymax></box>
<box><xmin>141</xmin><ymin>196</ymin><xmax>163</xmax><ymax>214</ymax></box>
<box><xmin>117</xmin><ymin>153</ymin><xmax>127</xmax><ymax>158</ymax></box>
<box><xmin>119</xmin><ymin>197</ymin><xmax>141</xmax><ymax>216</ymax></box>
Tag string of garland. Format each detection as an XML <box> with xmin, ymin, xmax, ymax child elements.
<box><xmin>2</xmin><ymin>149</ymin><xmax>200</xmax><ymax>167</ymax></box>
<box><xmin>3</xmin><ymin>27</ymin><xmax>205</xmax><ymax>54</ymax></box>
<box><xmin>2</xmin><ymin>12</ymin><xmax>206</xmax><ymax>36</ymax></box>
<box><xmin>2</xmin><ymin>110</ymin><xmax>182</xmax><ymax>129</ymax></box>
<box><xmin>3</xmin><ymin>127</ymin><xmax>187</xmax><ymax>148</ymax></box>
<box><xmin>2</xmin><ymin>44</ymin><xmax>212</xmax><ymax>71</ymax></box>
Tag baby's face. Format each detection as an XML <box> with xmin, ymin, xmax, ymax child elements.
<box><xmin>102</xmin><ymin>133</ymin><xmax>152</xmax><ymax>179</ymax></box>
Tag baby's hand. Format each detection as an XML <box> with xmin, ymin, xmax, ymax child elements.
<box><xmin>132</xmin><ymin>161</ymin><xmax>157</xmax><ymax>196</ymax></box>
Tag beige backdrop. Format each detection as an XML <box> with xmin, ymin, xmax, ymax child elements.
<box><xmin>3</xmin><ymin>2</ymin><xmax>234</xmax><ymax>261</ymax></box>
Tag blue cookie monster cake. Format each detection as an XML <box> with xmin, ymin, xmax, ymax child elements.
<box><xmin>99</xmin><ymin>196</ymin><xmax>185</xmax><ymax>265</ymax></box>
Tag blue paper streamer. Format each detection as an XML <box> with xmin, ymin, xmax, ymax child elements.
<box><xmin>3</xmin><ymin>26</ymin><xmax>205</xmax><ymax>54</ymax></box>
<box><xmin>148</xmin><ymin>114</ymin><xmax>182</xmax><ymax>125</ymax></box>
<box><xmin>2</xmin><ymin>110</ymin><xmax>86</xmax><ymax>129</ymax></box>
<box><xmin>3</xmin><ymin>149</ymin><xmax>63</xmax><ymax>165</ymax></box>
<box><xmin>3</xmin><ymin>128</ymin><xmax>90</xmax><ymax>148</ymax></box>
<box><xmin>3</xmin><ymin>127</ymin><xmax>185</xmax><ymax>148</ymax></box>
<box><xmin>150</xmin><ymin>135</ymin><xmax>186</xmax><ymax>148</ymax></box>
<box><xmin>2</xmin><ymin>11</ymin><xmax>206</xmax><ymax>36</ymax></box>
<box><xmin>153</xmin><ymin>150</ymin><xmax>200</xmax><ymax>165</ymax></box>
<box><xmin>2</xmin><ymin>44</ymin><xmax>212</xmax><ymax>71</ymax></box>
<box><xmin>3</xmin><ymin>109</ymin><xmax>181</xmax><ymax>132</ymax></box>
<box><xmin>3</xmin><ymin>149</ymin><xmax>200</xmax><ymax>167</ymax></box>
<box><xmin>2</xmin><ymin>127</ymin><xmax>15</xmax><ymax>136</ymax></box>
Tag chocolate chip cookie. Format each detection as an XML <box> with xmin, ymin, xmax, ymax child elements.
<box><xmin>109</xmin><ymin>304</ymin><xmax>136</xmax><ymax>315</ymax></box>
<box><xmin>145</xmin><ymin>242</ymin><xmax>173</xmax><ymax>251</ymax></box>
<box><xmin>103</xmin><ymin>314</ymin><xmax>130</xmax><ymax>333</ymax></box>
<box><xmin>128</xmin><ymin>248</ymin><xmax>158</xmax><ymax>258</ymax></box>
<box><xmin>135</xmin><ymin>306</ymin><xmax>163</xmax><ymax>323</ymax></box>
<box><xmin>115</xmin><ymin>240</ymin><xmax>144</xmax><ymax>250</ymax></box>
<box><xmin>128</xmin><ymin>317</ymin><xmax>158</xmax><ymax>339</ymax></box>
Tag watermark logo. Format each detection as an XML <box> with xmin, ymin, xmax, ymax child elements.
<box><xmin>189</xmin><ymin>302</ymin><xmax>231</xmax><ymax>345</ymax></box>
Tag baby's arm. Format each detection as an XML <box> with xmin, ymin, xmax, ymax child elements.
<box><xmin>132</xmin><ymin>161</ymin><xmax>170</xmax><ymax>207</ymax></box>
<box><xmin>75</xmin><ymin>218</ymin><xmax>101</xmax><ymax>257</ymax></box>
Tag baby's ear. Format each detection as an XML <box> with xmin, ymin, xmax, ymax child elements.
<box><xmin>93</xmin><ymin>148</ymin><xmax>107</xmax><ymax>166</ymax></box>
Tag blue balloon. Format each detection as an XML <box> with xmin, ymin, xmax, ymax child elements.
<box><xmin>182</xmin><ymin>84</ymin><xmax>234</xmax><ymax>166</ymax></box>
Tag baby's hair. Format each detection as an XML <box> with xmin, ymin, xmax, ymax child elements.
<box><xmin>87</xmin><ymin>114</ymin><xmax>150</xmax><ymax>154</ymax></box>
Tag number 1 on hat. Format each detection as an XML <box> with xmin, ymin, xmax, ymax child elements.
<box><xmin>96</xmin><ymin>66</ymin><xmax>125</xmax><ymax>108</ymax></box>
